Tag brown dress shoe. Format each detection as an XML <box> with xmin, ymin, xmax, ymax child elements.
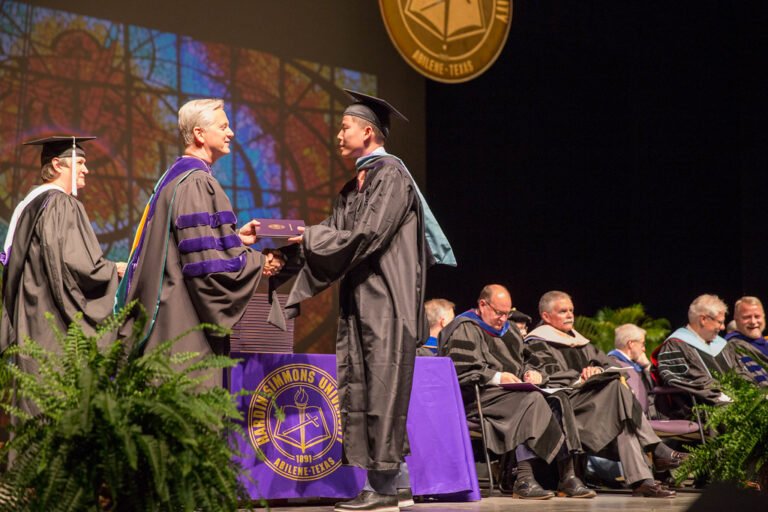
<box><xmin>512</xmin><ymin>477</ymin><xmax>555</xmax><ymax>500</ymax></box>
<box><xmin>632</xmin><ymin>481</ymin><xmax>676</xmax><ymax>498</ymax></box>
<box><xmin>557</xmin><ymin>476</ymin><xmax>597</xmax><ymax>498</ymax></box>
<box><xmin>654</xmin><ymin>450</ymin><xmax>690</xmax><ymax>471</ymax></box>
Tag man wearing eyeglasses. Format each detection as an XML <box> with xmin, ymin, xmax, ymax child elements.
<box><xmin>608</xmin><ymin>324</ymin><xmax>653</xmax><ymax>398</ymax></box>
<box><xmin>655</xmin><ymin>294</ymin><xmax>763</xmax><ymax>408</ymax></box>
<box><xmin>441</xmin><ymin>284</ymin><xmax>595</xmax><ymax>499</ymax></box>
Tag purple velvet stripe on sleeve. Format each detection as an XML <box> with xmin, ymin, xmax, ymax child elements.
<box><xmin>182</xmin><ymin>253</ymin><xmax>246</xmax><ymax>277</ymax></box>
<box><xmin>178</xmin><ymin>234</ymin><xmax>242</xmax><ymax>254</ymax></box>
<box><xmin>175</xmin><ymin>210</ymin><xmax>237</xmax><ymax>229</ymax></box>
<box><xmin>0</xmin><ymin>249</ymin><xmax>9</xmax><ymax>266</ymax></box>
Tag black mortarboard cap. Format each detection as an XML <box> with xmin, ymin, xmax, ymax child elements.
<box><xmin>343</xmin><ymin>89</ymin><xmax>408</xmax><ymax>138</ymax></box>
<box><xmin>508</xmin><ymin>309</ymin><xmax>532</xmax><ymax>325</ymax></box>
<box><xmin>23</xmin><ymin>135</ymin><xmax>96</xmax><ymax>167</ymax></box>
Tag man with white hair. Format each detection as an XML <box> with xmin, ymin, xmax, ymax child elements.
<box><xmin>725</xmin><ymin>296</ymin><xmax>768</xmax><ymax>378</ymax></box>
<box><xmin>608</xmin><ymin>324</ymin><xmax>653</xmax><ymax>399</ymax></box>
<box><xmin>116</xmin><ymin>99</ymin><xmax>282</xmax><ymax>386</ymax></box>
<box><xmin>655</xmin><ymin>294</ymin><xmax>764</xmax><ymax>404</ymax></box>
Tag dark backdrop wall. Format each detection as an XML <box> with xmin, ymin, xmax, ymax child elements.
<box><xmin>424</xmin><ymin>1</ymin><xmax>768</xmax><ymax>327</ymax></box>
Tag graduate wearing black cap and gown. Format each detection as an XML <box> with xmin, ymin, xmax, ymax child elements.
<box><xmin>1</xmin><ymin>137</ymin><xmax>119</xmax><ymax>379</ymax></box>
<box><xmin>271</xmin><ymin>90</ymin><xmax>455</xmax><ymax>511</ymax></box>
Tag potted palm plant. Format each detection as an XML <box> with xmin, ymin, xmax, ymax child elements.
<box><xmin>574</xmin><ymin>303</ymin><xmax>671</xmax><ymax>354</ymax></box>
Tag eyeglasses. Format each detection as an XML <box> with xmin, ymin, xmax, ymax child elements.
<box><xmin>629</xmin><ymin>339</ymin><xmax>646</xmax><ymax>346</ymax></box>
<box><xmin>706</xmin><ymin>315</ymin><xmax>725</xmax><ymax>327</ymax></box>
<box><xmin>482</xmin><ymin>301</ymin><xmax>512</xmax><ymax>318</ymax></box>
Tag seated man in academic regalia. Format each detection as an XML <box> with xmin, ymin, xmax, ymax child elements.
<box><xmin>724</xmin><ymin>296</ymin><xmax>768</xmax><ymax>382</ymax></box>
<box><xmin>419</xmin><ymin>298</ymin><xmax>455</xmax><ymax>356</ymax></box>
<box><xmin>1</xmin><ymin>136</ymin><xmax>124</xmax><ymax>380</ymax></box>
<box><xmin>441</xmin><ymin>284</ymin><xmax>595</xmax><ymax>499</ymax></box>
<box><xmin>525</xmin><ymin>291</ymin><xmax>680</xmax><ymax>498</ymax></box>
<box><xmin>608</xmin><ymin>324</ymin><xmax>654</xmax><ymax>402</ymax></box>
<box><xmin>509</xmin><ymin>309</ymin><xmax>533</xmax><ymax>338</ymax></box>
<box><xmin>655</xmin><ymin>295</ymin><xmax>767</xmax><ymax>412</ymax></box>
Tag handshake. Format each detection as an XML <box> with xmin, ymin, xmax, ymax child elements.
<box><xmin>237</xmin><ymin>218</ymin><xmax>306</xmax><ymax>278</ymax></box>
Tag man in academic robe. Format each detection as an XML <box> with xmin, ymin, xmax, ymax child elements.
<box><xmin>608</xmin><ymin>324</ymin><xmax>654</xmax><ymax>403</ymax></box>
<box><xmin>440</xmin><ymin>284</ymin><xmax>595</xmax><ymax>499</ymax></box>
<box><xmin>724</xmin><ymin>296</ymin><xmax>768</xmax><ymax>382</ymax></box>
<box><xmin>525</xmin><ymin>291</ymin><xmax>679</xmax><ymax>498</ymax></box>
<box><xmin>655</xmin><ymin>295</ymin><xmax>766</xmax><ymax>411</ymax></box>
<box><xmin>115</xmin><ymin>99</ymin><xmax>282</xmax><ymax>388</ymax></box>
<box><xmin>274</xmin><ymin>90</ymin><xmax>455</xmax><ymax>512</ymax></box>
<box><xmin>1</xmin><ymin>136</ymin><xmax>123</xmax><ymax>379</ymax></box>
<box><xmin>419</xmin><ymin>298</ymin><xmax>455</xmax><ymax>356</ymax></box>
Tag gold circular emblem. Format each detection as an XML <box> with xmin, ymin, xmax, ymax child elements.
<box><xmin>248</xmin><ymin>364</ymin><xmax>343</xmax><ymax>481</ymax></box>
<box><xmin>267</xmin><ymin>224</ymin><xmax>285</xmax><ymax>230</ymax></box>
<box><xmin>379</xmin><ymin>0</ymin><xmax>513</xmax><ymax>83</ymax></box>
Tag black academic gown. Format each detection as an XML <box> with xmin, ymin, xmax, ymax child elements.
<box><xmin>280</xmin><ymin>155</ymin><xmax>428</xmax><ymax>471</ymax></box>
<box><xmin>654</xmin><ymin>330</ymin><xmax>759</xmax><ymax>418</ymax></box>
<box><xmin>1</xmin><ymin>190</ymin><xmax>118</xmax><ymax>376</ymax></box>
<box><xmin>724</xmin><ymin>335</ymin><xmax>768</xmax><ymax>387</ymax></box>
<box><xmin>525</xmin><ymin>325</ymin><xmax>645</xmax><ymax>453</ymax></box>
<box><xmin>440</xmin><ymin>316</ymin><xmax>564</xmax><ymax>462</ymax></box>
<box><xmin>118</xmin><ymin>163</ymin><xmax>264</xmax><ymax>388</ymax></box>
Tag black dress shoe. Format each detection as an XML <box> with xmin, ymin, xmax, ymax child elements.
<box><xmin>632</xmin><ymin>481</ymin><xmax>676</xmax><ymax>498</ymax></box>
<box><xmin>557</xmin><ymin>476</ymin><xmax>597</xmax><ymax>498</ymax></box>
<box><xmin>512</xmin><ymin>477</ymin><xmax>555</xmax><ymax>500</ymax></box>
<box><xmin>334</xmin><ymin>491</ymin><xmax>399</xmax><ymax>512</ymax></box>
<box><xmin>654</xmin><ymin>450</ymin><xmax>690</xmax><ymax>471</ymax></box>
<box><xmin>397</xmin><ymin>488</ymin><xmax>414</xmax><ymax>508</ymax></box>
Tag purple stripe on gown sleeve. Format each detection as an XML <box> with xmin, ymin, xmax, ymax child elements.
<box><xmin>182</xmin><ymin>253</ymin><xmax>246</xmax><ymax>277</ymax></box>
<box><xmin>178</xmin><ymin>234</ymin><xmax>242</xmax><ymax>254</ymax></box>
<box><xmin>176</xmin><ymin>210</ymin><xmax>237</xmax><ymax>229</ymax></box>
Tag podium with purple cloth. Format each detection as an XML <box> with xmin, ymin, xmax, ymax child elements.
<box><xmin>230</xmin><ymin>353</ymin><xmax>481</xmax><ymax>501</ymax></box>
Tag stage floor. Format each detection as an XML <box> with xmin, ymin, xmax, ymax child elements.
<box><xmin>252</xmin><ymin>492</ymin><xmax>700</xmax><ymax>511</ymax></box>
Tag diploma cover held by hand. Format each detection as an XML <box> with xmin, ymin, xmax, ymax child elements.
<box><xmin>256</xmin><ymin>219</ymin><xmax>305</xmax><ymax>239</ymax></box>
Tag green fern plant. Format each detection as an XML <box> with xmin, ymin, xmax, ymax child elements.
<box><xmin>0</xmin><ymin>302</ymin><xmax>254</xmax><ymax>511</ymax></box>
<box><xmin>574</xmin><ymin>303</ymin><xmax>671</xmax><ymax>354</ymax></box>
<box><xmin>673</xmin><ymin>371</ymin><xmax>768</xmax><ymax>493</ymax></box>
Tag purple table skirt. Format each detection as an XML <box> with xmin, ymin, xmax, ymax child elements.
<box><xmin>231</xmin><ymin>353</ymin><xmax>480</xmax><ymax>502</ymax></box>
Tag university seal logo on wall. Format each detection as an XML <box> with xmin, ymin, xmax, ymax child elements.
<box><xmin>379</xmin><ymin>0</ymin><xmax>513</xmax><ymax>83</ymax></box>
<box><xmin>248</xmin><ymin>364</ymin><xmax>343</xmax><ymax>481</ymax></box>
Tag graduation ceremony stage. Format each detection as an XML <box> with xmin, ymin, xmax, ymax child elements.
<box><xmin>229</xmin><ymin>354</ymin><xmax>481</xmax><ymax>503</ymax></box>
<box><xmin>242</xmin><ymin>494</ymin><xmax>699</xmax><ymax>512</ymax></box>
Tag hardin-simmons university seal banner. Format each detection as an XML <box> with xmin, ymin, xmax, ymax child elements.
<box><xmin>233</xmin><ymin>353</ymin><xmax>365</xmax><ymax>499</ymax></box>
<box><xmin>379</xmin><ymin>0</ymin><xmax>513</xmax><ymax>83</ymax></box>
<box><xmin>231</xmin><ymin>353</ymin><xmax>481</xmax><ymax>500</ymax></box>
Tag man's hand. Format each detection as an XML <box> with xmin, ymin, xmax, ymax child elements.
<box><xmin>580</xmin><ymin>366</ymin><xmax>602</xmax><ymax>381</ymax></box>
<box><xmin>239</xmin><ymin>219</ymin><xmax>261</xmax><ymax>245</ymax></box>
<box><xmin>523</xmin><ymin>370</ymin><xmax>543</xmax><ymax>385</ymax></box>
<box><xmin>287</xmin><ymin>225</ymin><xmax>305</xmax><ymax>244</ymax></box>
<box><xmin>115</xmin><ymin>261</ymin><xmax>127</xmax><ymax>279</ymax></box>
<box><xmin>500</xmin><ymin>372</ymin><xmax>522</xmax><ymax>384</ymax></box>
<box><xmin>262</xmin><ymin>250</ymin><xmax>285</xmax><ymax>277</ymax></box>
<box><xmin>636</xmin><ymin>352</ymin><xmax>651</xmax><ymax>368</ymax></box>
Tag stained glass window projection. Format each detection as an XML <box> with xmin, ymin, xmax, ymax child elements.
<box><xmin>0</xmin><ymin>0</ymin><xmax>376</xmax><ymax>352</ymax></box>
